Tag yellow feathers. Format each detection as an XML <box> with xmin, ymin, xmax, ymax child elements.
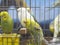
<box><xmin>0</xmin><ymin>11</ymin><xmax>9</xmax><ymax>17</ymax></box>
<box><xmin>0</xmin><ymin>11</ymin><xmax>9</xmax><ymax>21</ymax></box>
<box><xmin>49</xmin><ymin>24</ymin><xmax>54</xmax><ymax>33</ymax></box>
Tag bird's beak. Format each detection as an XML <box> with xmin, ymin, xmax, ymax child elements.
<box><xmin>3</xmin><ymin>16</ymin><xmax>7</xmax><ymax>21</ymax></box>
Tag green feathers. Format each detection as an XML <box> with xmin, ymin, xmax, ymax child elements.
<box><xmin>0</xmin><ymin>11</ymin><xmax>13</xmax><ymax>34</ymax></box>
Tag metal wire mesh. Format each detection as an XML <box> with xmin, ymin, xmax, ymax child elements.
<box><xmin>0</xmin><ymin>0</ymin><xmax>60</xmax><ymax>45</ymax></box>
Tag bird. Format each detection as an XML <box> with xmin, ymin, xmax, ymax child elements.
<box><xmin>0</xmin><ymin>11</ymin><xmax>13</xmax><ymax>34</ymax></box>
<box><xmin>17</xmin><ymin>7</ymin><xmax>48</xmax><ymax>45</ymax></box>
<box><xmin>49</xmin><ymin>14</ymin><xmax>60</xmax><ymax>42</ymax></box>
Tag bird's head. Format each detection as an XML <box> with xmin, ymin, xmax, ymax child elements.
<box><xmin>17</xmin><ymin>7</ymin><xmax>30</xmax><ymax>12</ymax></box>
<box><xmin>0</xmin><ymin>11</ymin><xmax>9</xmax><ymax>21</ymax></box>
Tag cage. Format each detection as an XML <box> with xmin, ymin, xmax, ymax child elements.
<box><xmin>0</xmin><ymin>0</ymin><xmax>60</xmax><ymax>45</ymax></box>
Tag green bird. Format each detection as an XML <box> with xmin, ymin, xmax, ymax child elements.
<box><xmin>17</xmin><ymin>7</ymin><xmax>48</xmax><ymax>45</ymax></box>
<box><xmin>0</xmin><ymin>11</ymin><xmax>13</xmax><ymax>34</ymax></box>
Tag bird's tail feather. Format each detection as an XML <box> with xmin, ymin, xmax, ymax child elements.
<box><xmin>31</xmin><ymin>27</ymin><xmax>49</xmax><ymax>45</ymax></box>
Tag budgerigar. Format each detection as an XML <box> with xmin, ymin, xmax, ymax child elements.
<box><xmin>49</xmin><ymin>14</ymin><xmax>60</xmax><ymax>42</ymax></box>
<box><xmin>17</xmin><ymin>7</ymin><xmax>48</xmax><ymax>45</ymax></box>
<box><xmin>0</xmin><ymin>11</ymin><xmax>13</xmax><ymax>34</ymax></box>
